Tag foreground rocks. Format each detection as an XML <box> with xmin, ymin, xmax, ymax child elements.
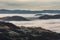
<box><xmin>0</xmin><ymin>21</ymin><xmax>60</xmax><ymax>40</ymax></box>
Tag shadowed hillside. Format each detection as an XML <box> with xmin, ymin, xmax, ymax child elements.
<box><xmin>39</xmin><ymin>14</ymin><xmax>60</xmax><ymax>19</ymax></box>
<box><xmin>0</xmin><ymin>16</ymin><xmax>30</xmax><ymax>21</ymax></box>
<box><xmin>0</xmin><ymin>21</ymin><xmax>60</xmax><ymax>40</ymax></box>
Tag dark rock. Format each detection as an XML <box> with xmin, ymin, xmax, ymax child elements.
<box><xmin>0</xmin><ymin>21</ymin><xmax>60</xmax><ymax>40</ymax></box>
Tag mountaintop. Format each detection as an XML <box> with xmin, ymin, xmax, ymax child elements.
<box><xmin>0</xmin><ymin>16</ymin><xmax>30</xmax><ymax>21</ymax></box>
<box><xmin>39</xmin><ymin>14</ymin><xmax>60</xmax><ymax>19</ymax></box>
<box><xmin>0</xmin><ymin>21</ymin><xmax>60</xmax><ymax>40</ymax></box>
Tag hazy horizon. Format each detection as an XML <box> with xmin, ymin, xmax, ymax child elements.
<box><xmin>0</xmin><ymin>0</ymin><xmax>60</xmax><ymax>10</ymax></box>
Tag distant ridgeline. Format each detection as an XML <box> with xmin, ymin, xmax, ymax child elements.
<box><xmin>0</xmin><ymin>9</ymin><xmax>60</xmax><ymax>14</ymax></box>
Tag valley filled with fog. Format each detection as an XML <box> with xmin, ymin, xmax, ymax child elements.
<box><xmin>0</xmin><ymin>14</ymin><xmax>60</xmax><ymax>33</ymax></box>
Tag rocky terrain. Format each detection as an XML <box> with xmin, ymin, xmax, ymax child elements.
<box><xmin>0</xmin><ymin>16</ymin><xmax>30</xmax><ymax>21</ymax></box>
<box><xmin>0</xmin><ymin>21</ymin><xmax>60</xmax><ymax>40</ymax></box>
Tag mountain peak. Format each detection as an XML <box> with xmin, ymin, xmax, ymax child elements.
<box><xmin>0</xmin><ymin>21</ymin><xmax>60</xmax><ymax>40</ymax></box>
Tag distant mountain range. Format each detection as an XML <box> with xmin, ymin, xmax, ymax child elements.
<box><xmin>0</xmin><ymin>9</ymin><xmax>60</xmax><ymax>13</ymax></box>
<box><xmin>0</xmin><ymin>16</ymin><xmax>30</xmax><ymax>21</ymax></box>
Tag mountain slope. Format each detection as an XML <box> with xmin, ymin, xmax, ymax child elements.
<box><xmin>0</xmin><ymin>21</ymin><xmax>60</xmax><ymax>40</ymax></box>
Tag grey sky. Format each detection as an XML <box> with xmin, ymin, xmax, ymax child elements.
<box><xmin>0</xmin><ymin>0</ymin><xmax>60</xmax><ymax>10</ymax></box>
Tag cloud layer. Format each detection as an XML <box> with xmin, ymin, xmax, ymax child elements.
<box><xmin>0</xmin><ymin>0</ymin><xmax>60</xmax><ymax>10</ymax></box>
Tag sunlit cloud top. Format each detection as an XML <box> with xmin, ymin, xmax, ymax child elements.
<box><xmin>0</xmin><ymin>0</ymin><xmax>60</xmax><ymax>10</ymax></box>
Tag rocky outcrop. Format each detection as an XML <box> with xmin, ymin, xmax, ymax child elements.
<box><xmin>0</xmin><ymin>21</ymin><xmax>60</xmax><ymax>40</ymax></box>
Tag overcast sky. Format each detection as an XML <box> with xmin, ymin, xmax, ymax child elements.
<box><xmin>0</xmin><ymin>0</ymin><xmax>60</xmax><ymax>10</ymax></box>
